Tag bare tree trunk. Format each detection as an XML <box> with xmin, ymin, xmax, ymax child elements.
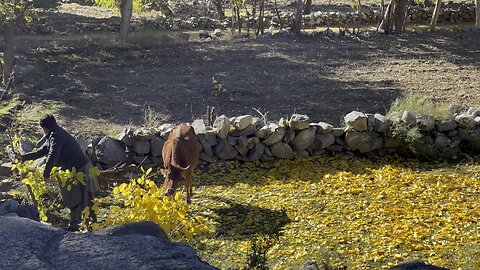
<box><xmin>429</xmin><ymin>0</ymin><xmax>442</xmax><ymax>31</ymax></box>
<box><xmin>293</xmin><ymin>0</ymin><xmax>303</xmax><ymax>33</ymax></box>
<box><xmin>379</xmin><ymin>0</ymin><xmax>395</xmax><ymax>33</ymax></box>
<box><xmin>235</xmin><ymin>3</ymin><xmax>242</xmax><ymax>33</ymax></box>
<box><xmin>2</xmin><ymin>22</ymin><xmax>15</xmax><ymax>89</ymax></box>
<box><xmin>212</xmin><ymin>0</ymin><xmax>225</xmax><ymax>19</ymax></box>
<box><xmin>476</xmin><ymin>0</ymin><xmax>480</xmax><ymax>27</ymax></box>
<box><xmin>377</xmin><ymin>0</ymin><xmax>385</xmax><ymax>32</ymax></box>
<box><xmin>393</xmin><ymin>0</ymin><xmax>408</xmax><ymax>32</ymax></box>
<box><xmin>274</xmin><ymin>0</ymin><xmax>284</xmax><ymax>29</ymax></box>
<box><xmin>119</xmin><ymin>0</ymin><xmax>133</xmax><ymax>45</ymax></box>
<box><xmin>257</xmin><ymin>0</ymin><xmax>265</xmax><ymax>35</ymax></box>
<box><xmin>231</xmin><ymin>1</ymin><xmax>236</xmax><ymax>36</ymax></box>
<box><xmin>244</xmin><ymin>5</ymin><xmax>250</xmax><ymax>36</ymax></box>
<box><xmin>304</xmin><ymin>0</ymin><xmax>312</xmax><ymax>15</ymax></box>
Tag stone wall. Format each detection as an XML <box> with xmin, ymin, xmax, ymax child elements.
<box><xmin>88</xmin><ymin>108</ymin><xmax>480</xmax><ymax>169</ymax></box>
<box><xmin>18</xmin><ymin>2</ymin><xmax>477</xmax><ymax>35</ymax></box>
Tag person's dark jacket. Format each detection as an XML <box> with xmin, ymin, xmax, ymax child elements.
<box><xmin>22</xmin><ymin>124</ymin><xmax>89</xmax><ymax>178</ymax></box>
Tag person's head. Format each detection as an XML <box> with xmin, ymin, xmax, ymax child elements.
<box><xmin>39</xmin><ymin>114</ymin><xmax>57</xmax><ymax>134</ymax></box>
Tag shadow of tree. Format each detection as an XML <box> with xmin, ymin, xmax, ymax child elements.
<box><xmin>207</xmin><ymin>196</ymin><xmax>291</xmax><ymax>239</ymax></box>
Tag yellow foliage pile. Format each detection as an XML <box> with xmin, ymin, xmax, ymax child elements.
<box><xmin>96</xmin><ymin>168</ymin><xmax>211</xmax><ymax>240</ymax></box>
<box><xmin>190</xmin><ymin>156</ymin><xmax>480</xmax><ymax>269</ymax></box>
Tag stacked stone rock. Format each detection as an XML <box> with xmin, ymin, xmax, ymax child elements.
<box><xmin>17</xmin><ymin>2</ymin><xmax>477</xmax><ymax>35</ymax></box>
<box><xmin>86</xmin><ymin>108</ymin><xmax>480</xmax><ymax>169</ymax></box>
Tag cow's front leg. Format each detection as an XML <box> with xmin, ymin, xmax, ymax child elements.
<box><xmin>185</xmin><ymin>172</ymin><xmax>193</xmax><ymax>204</ymax></box>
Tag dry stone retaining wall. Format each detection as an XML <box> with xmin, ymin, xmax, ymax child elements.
<box><xmin>88</xmin><ymin>107</ymin><xmax>480</xmax><ymax>169</ymax></box>
<box><xmin>18</xmin><ymin>2</ymin><xmax>478</xmax><ymax>35</ymax></box>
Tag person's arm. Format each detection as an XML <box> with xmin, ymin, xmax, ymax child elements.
<box><xmin>20</xmin><ymin>143</ymin><xmax>49</xmax><ymax>161</ymax></box>
<box><xmin>43</xmin><ymin>135</ymin><xmax>64</xmax><ymax>178</ymax></box>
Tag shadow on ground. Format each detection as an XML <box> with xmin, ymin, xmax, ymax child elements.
<box><xmin>207</xmin><ymin>196</ymin><xmax>290</xmax><ymax>239</ymax></box>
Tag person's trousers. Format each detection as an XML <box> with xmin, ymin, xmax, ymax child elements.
<box><xmin>69</xmin><ymin>184</ymin><xmax>96</xmax><ymax>227</ymax></box>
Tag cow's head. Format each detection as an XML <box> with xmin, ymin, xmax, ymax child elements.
<box><xmin>161</xmin><ymin>165</ymin><xmax>190</xmax><ymax>196</ymax></box>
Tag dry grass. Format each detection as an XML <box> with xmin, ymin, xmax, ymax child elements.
<box><xmin>386</xmin><ymin>94</ymin><xmax>453</xmax><ymax>120</ymax></box>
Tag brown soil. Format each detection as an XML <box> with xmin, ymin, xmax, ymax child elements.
<box><xmin>7</xmin><ymin>4</ymin><xmax>480</xmax><ymax>137</ymax></box>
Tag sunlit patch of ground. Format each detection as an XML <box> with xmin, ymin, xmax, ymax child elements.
<box><xmin>190</xmin><ymin>156</ymin><xmax>480</xmax><ymax>269</ymax></box>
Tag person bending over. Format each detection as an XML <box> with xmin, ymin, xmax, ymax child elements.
<box><xmin>16</xmin><ymin>114</ymin><xmax>99</xmax><ymax>231</ymax></box>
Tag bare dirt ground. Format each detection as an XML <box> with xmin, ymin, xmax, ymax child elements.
<box><xmin>6</xmin><ymin>4</ymin><xmax>480</xmax><ymax>138</ymax></box>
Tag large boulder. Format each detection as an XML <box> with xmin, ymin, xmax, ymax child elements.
<box><xmin>0</xmin><ymin>217</ymin><xmax>217</xmax><ymax>270</ymax></box>
<box><xmin>95</xmin><ymin>136</ymin><xmax>127</xmax><ymax>165</ymax></box>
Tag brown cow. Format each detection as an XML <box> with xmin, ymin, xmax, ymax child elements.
<box><xmin>161</xmin><ymin>124</ymin><xmax>200</xmax><ymax>204</ymax></box>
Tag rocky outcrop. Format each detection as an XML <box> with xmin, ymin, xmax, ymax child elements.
<box><xmin>0</xmin><ymin>217</ymin><xmax>217</xmax><ymax>270</ymax></box>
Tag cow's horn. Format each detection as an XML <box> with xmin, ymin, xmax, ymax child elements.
<box><xmin>180</xmin><ymin>165</ymin><xmax>191</xmax><ymax>171</ymax></box>
<box><xmin>172</xmin><ymin>164</ymin><xmax>191</xmax><ymax>171</ymax></box>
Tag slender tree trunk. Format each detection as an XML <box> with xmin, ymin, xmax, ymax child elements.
<box><xmin>119</xmin><ymin>0</ymin><xmax>133</xmax><ymax>45</ymax></box>
<box><xmin>231</xmin><ymin>1</ymin><xmax>236</xmax><ymax>36</ymax></box>
<box><xmin>380</xmin><ymin>0</ymin><xmax>394</xmax><ymax>32</ymax></box>
<box><xmin>236</xmin><ymin>3</ymin><xmax>242</xmax><ymax>33</ymax></box>
<box><xmin>274</xmin><ymin>0</ymin><xmax>284</xmax><ymax>29</ymax></box>
<box><xmin>257</xmin><ymin>0</ymin><xmax>265</xmax><ymax>35</ymax></box>
<box><xmin>429</xmin><ymin>0</ymin><xmax>442</xmax><ymax>31</ymax></box>
<box><xmin>293</xmin><ymin>0</ymin><xmax>303</xmax><ymax>33</ymax></box>
<box><xmin>393</xmin><ymin>0</ymin><xmax>408</xmax><ymax>32</ymax></box>
<box><xmin>476</xmin><ymin>0</ymin><xmax>479</xmax><ymax>27</ymax></box>
<box><xmin>212</xmin><ymin>0</ymin><xmax>225</xmax><ymax>19</ymax></box>
<box><xmin>2</xmin><ymin>22</ymin><xmax>15</xmax><ymax>89</ymax></box>
<box><xmin>304</xmin><ymin>0</ymin><xmax>312</xmax><ymax>15</ymax></box>
<box><xmin>377</xmin><ymin>0</ymin><xmax>385</xmax><ymax>32</ymax></box>
<box><xmin>244</xmin><ymin>5</ymin><xmax>250</xmax><ymax>36</ymax></box>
